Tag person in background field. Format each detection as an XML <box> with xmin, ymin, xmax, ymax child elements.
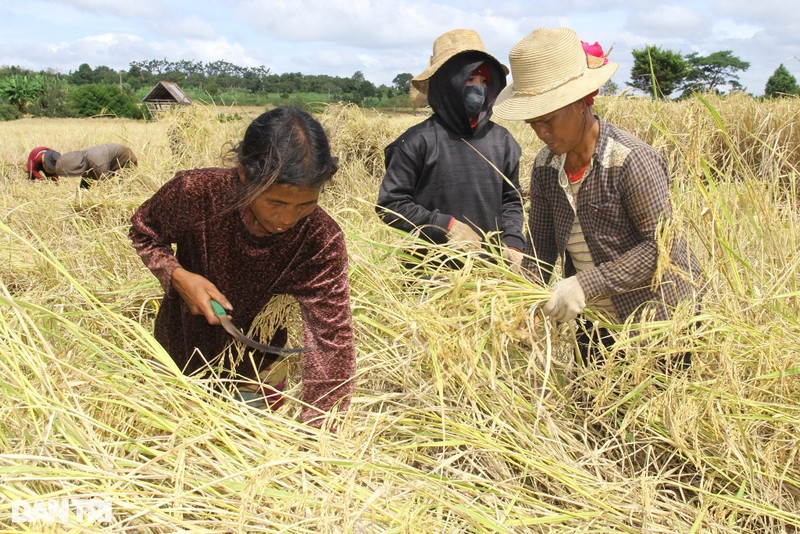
<box><xmin>26</xmin><ymin>147</ymin><xmax>61</xmax><ymax>182</ymax></box>
<box><xmin>129</xmin><ymin>107</ymin><xmax>355</xmax><ymax>428</ymax></box>
<box><xmin>26</xmin><ymin>143</ymin><xmax>137</xmax><ymax>188</ymax></box>
<box><xmin>493</xmin><ymin>28</ymin><xmax>706</xmax><ymax>366</ymax></box>
<box><xmin>376</xmin><ymin>29</ymin><xmax>525</xmax><ymax>272</ymax></box>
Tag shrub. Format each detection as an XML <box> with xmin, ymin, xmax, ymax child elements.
<box><xmin>0</xmin><ymin>74</ymin><xmax>43</xmax><ymax>113</ymax></box>
<box><xmin>0</xmin><ymin>101</ymin><xmax>21</xmax><ymax>120</ymax></box>
<box><xmin>26</xmin><ymin>76</ymin><xmax>70</xmax><ymax>117</ymax></box>
<box><xmin>66</xmin><ymin>84</ymin><xmax>146</xmax><ymax>119</ymax></box>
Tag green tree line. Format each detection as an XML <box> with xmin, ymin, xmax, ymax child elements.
<box><xmin>1</xmin><ymin>50</ymin><xmax>797</xmax><ymax>121</ymax></box>
<box><xmin>0</xmin><ymin>60</ymin><xmax>415</xmax><ymax>120</ymax></box>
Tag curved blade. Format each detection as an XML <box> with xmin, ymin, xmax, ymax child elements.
<box><xmin>218</xmin><ymin>315</ymin><xmax>310</xmax><ymax>355</ymax></box>
<box><xmin>211</xmin><ymin>299</ymin><xmax>314</xmax><ymax>356</ymax></box>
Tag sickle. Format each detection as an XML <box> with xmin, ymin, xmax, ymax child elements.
<box><xmin>210</xmin><ymin>299</ymin><xmax>314</xmax><ymax>357</ymax></box>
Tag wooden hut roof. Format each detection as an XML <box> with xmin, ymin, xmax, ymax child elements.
<box><xmin>142</xmin><ymin>81</ymin><xmax>191</xmax><ymax>104</ymax></box>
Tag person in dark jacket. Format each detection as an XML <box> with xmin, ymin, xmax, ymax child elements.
<box><xmin>493</xmin><ymin>28</ymin><xmax>706</xmax><ymax>365</ymax></box>
<box><xmin>376</xmin><ymin>29</ymin><xmax>525</xmax><ymax>271</ymax></box>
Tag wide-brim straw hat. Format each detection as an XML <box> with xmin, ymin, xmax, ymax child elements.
<box><xmin>409</xmin><ymin>85</ymin><xmax>427</xmax><ymax>108</ymax></box>
<box><xmin>493</xmin><ymin>27</ymin><xmax>618</xmax><ymax>121</ymax></box>
<box><xmin>411</xmin><ymin>28</ymin><xmax>508</xmax><ymax>96</ymax></box>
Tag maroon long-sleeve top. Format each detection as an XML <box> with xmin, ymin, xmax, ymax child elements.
<box><xmin>129</xmin><ymin>168</ymin><xmax>356</xmax><ymax>423</ymax></box>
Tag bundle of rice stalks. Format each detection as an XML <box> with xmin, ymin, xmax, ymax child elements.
<box><xmin>320</xmin><ymin>104</ymin><xmax>420</xmax><ymax>181</ymax></box>
<box><xmin>165</xmin><ymin>105</ymin><xmax>246</xmax><ymax>170</ymax></box>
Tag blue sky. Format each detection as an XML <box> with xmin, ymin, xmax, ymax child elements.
<box><xmin>2</xmin><ymin>0</ymin><xmax>798</xmax><ymax>96</ymax></box>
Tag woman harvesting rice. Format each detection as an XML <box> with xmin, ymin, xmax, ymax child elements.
<box><xmin>130</xmin><ymin>107</ymin><xmax>355</xmax><ymax>427</ymax></box>
<box><xmin>493</xmin><ymin>28</ymin><xmax>706</xmax><ymax>365</ymax></box>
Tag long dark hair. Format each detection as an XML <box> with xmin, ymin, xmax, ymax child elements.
<box><xmin>234</xmin><ymin>107</ymin><xmax>338</xmax><ymax>206</ymax></box>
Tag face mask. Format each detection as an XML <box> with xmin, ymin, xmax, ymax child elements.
<box><xmin>463</xmin><ymin>85</ymin><xmax>486</xmax><ymax>118</ymax></box>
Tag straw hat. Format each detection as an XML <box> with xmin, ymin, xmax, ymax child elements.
<box><xmin>409</xmin><ymin>85</ymin><xmax>427</xmax><ymax>108</ymax></box>
<box><xmin>493</xmin><ymin>27</ymin><xmax>618</xmax><ymax>121</ymax></box>
<box><xmin>411</xmin><ymin>29</ymin><xmax>508</xmax><ymax>96</ymax></box>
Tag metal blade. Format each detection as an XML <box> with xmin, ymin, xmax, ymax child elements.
<box><xmin>218</xmin><ymin>315</ymin><xmax>313</xmax><ymax>355</ymax></box>
<box><xmin>211</xmin><ymin>298</ymin><xmax>314</xmax><ymax>356</ymax></box>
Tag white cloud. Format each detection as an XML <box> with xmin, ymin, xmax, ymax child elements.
<box><xmin>155</xmin><ymin>16</ymin><xmax>218</xmax><ymax>40</ymax></box>
<box><xmin>711</xmin><ymin>19</ymin><xmax>760</xmax><ymax>40</ymax></box>
<box><xmin>712</xmin><ymin>0</ymin><xmax>797</xmax><ymax>21</ymax></box>
<box><xmin>176</xmin><ymin>38</ymin><xmax>263</xmax><ymax>68</ymax></box>
<box><xmin>2</xmin><ymin>33</ymin><xmax>152</xmax><ymax>73</ymax></box>
<box><xmin>78</xmin><ymin>33</ymin><xmax>143</xmax><ymax>45</ymax></box>
<box><xmin>233</xmin><ymin>0</ymin><xmax>513</xmax><ymax>47</ymax></box>
<box><xmin>625</xmin><ymin>5</ymin><xmax>709</xmax><ymax>41</ymax></box>
<box><xmin>51</xmin><ymin>0</ymin><xmax>166</xmax><ymax>18</ymax></box>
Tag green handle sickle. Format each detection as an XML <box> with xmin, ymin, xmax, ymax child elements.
<box><xmin>210</xmin><ymin>299</ymin><xmax>314</xmax><ymax>357</ymax></box>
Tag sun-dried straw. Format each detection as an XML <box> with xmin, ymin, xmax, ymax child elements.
<box><xmin>0</xmin><ymin>99</ymin><xmax>798</xmax><ymax>531</ymax></box>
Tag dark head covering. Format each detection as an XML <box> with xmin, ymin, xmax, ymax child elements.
<box><xmin>427</xmin><ymin>51</ymin><xmax>507</xmax><ymax>136</ymax></box>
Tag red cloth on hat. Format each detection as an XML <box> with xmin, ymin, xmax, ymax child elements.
<box><xmin>26</xmin><ymin>146</ymin><xmax>58</xmax><ymax>181</ymax></box>
<box><xmin>584</xmin><ymin>89</ymin><xmax>600</xmax><ymax>107</ymax></box>
<box><xmin>471</xmin><ymin>62</ymin><xmax>491</xmax><ymax>85</ymax></box>
<box><xmin>582</xmin><ymin>41</ymin><xmax>608</xmax><ymax>64</ymax></box>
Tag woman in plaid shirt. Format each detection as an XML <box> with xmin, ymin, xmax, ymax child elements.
<box><xmin>494</xmin><ymin>28</ymin><xmax>706</xmax><ymax>365</ymax></box>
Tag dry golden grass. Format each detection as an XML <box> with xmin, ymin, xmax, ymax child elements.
<box><xmin>0</xmin><ymin>97</ymin><xmax>798</xmax><ymax>532</ymax></box>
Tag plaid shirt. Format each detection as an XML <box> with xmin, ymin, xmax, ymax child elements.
<box><xmin>522</xmin><ymin>119</ymin><xmax>705</xmax><ymax>322</ymax></box>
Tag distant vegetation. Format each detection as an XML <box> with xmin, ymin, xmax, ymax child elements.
<box><xmin>0</xmin><ymin>60</ymin><xmax>415</xmax><ymax>121</ymax></box>
<box><xmin>2</xmin><ymin>50</ymin><xmax>798</xmax><ymax>122</ymax></box>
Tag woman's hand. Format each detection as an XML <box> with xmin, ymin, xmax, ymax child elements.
<box><xmin>501</xmin><ymin>246</ymin><xmax>524</xmax><ymax>273</ymax></box>
<box><xmin>447</xmin><ymin>219</ymin><xmax>481</xmax><ymax>243</ymax></box>
<box><xmin>171</xmin><ymin>267</ymin><xmax>233</xmax><ymax>325</ymax></box>
<box><xmin>543</xmin><ymin>276</ymin><xmax>586</xmax><ymax>322</ymax></box>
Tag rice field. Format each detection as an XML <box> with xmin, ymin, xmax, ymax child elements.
<box><xmin>0</xmin><ymin>94</ymin><xmax>798</xmax><ymax>532</ymax></box>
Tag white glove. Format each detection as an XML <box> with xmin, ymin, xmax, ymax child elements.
<box><xmin>447</xmin><ymin>219</ymin><xmax>481</xmax><ymax>244</ymax></box>
<box><xmin>543</xmin><ymin>276</ymin><xmax>586</xmax><ymax>322</ymax></box>
<box><xmin>501</xmin><ymin>247</ymin><xmax>523</xmax><ymax>272</ymax></box>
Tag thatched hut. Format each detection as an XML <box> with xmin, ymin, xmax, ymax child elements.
<box><xmin>142</xmin><ymin>81</ymin><xmax>191</xmax><ymax>119</ymax></box>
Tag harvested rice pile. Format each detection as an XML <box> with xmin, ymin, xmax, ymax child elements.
<box><xmin>0</xmin><ymin>98</ymin><xmax>798</xmax><ymax>532</ymax></box>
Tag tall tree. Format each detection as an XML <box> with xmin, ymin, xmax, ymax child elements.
<box><xmin>242</xmin><ymin>65</ymin><xmax>271</xmax><ymax>94</ymax></box>
<box><xmin>682</xmin><ymin>50</ymin><xmax>750</xmax><ymax>94</ymax></box>
<box><xmin>392</xmin><ymin>73</ymin><xmax>413</xmax><ymax>94</ymax></box>
<box><xmin>70</xmin><ymin>63</ymin><xmax>96</xmax><ymax>85</ymax></box>
<box><xmin>629</xmin><ymin>45</ymin><xmax>689</xmax><ymax>98</ymax></box>
<box><xmin>600</xmin><ymin>79</ymin><xmax>619</xmax><ymax>96</ymax></box>
<box><xmin>28</xmin><ymin>75</ymin><xmax>69</xmax><ymax>117</ymax></box>
<box><xmin>145</xmin><ymin>59</ymin><xmax>170</xmax><ymax>75</ymax></box>
<box><xmin>92</xmin><ymin>65</ymin><xmax>121</xmax><ymax>86</ymax></box>
<box><xmin>764</xmin><ymin>64</ymin><xmax>800</xmax><ymax>97</ymax></box>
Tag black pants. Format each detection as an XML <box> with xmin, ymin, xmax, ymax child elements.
<box><xmin>575</xmin><ymin>318</ymin><xmax>616</xmax><ymax>366</ymax></box>
<box><xmin>575</xmin><ymin>317</ymin><xmax>692</xmax><ymax>371</ymax></box>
